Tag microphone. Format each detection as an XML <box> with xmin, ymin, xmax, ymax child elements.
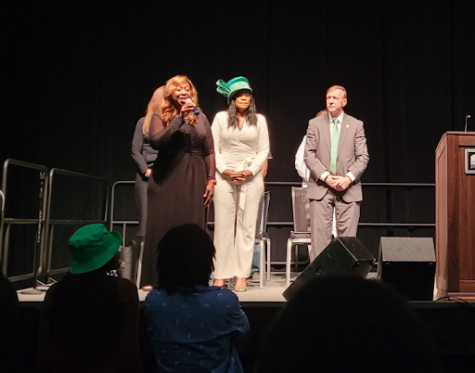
<box><xmin>465</xmin><ymin>115</ymin><xmax>471</xmax><ymax>132</ymax></box>
<box><xmin>185</xmin><ymin>98</ymin><xmax>200</xmax><ymax>115</ymax></box>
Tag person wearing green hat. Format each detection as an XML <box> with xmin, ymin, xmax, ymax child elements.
<box><xmin>38</xmin><ymin>224</ymin><xmax>141</xmax><ymax>373</ymax></box>
<box><xmin>211</xmin><ymin>76</ymin><xmax>270</xmax><ymax>292</ymax></box>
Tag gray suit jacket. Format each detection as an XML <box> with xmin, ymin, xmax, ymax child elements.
<box><xmin>304</xmin><ymin>112</ymin><xmax>369</xmax><ymax>202</ymax></box>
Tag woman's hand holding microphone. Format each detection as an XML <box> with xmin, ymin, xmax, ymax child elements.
<box><xmin>180</xmin><ymin>98</ymin><xmax>196</xmax><ymax>116</ymax></box>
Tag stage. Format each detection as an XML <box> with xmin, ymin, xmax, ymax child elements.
<box><xmin>17</xmin><ymin>272</ymin><xmax>289</xmax><ymax>306</ymax></box>
<box><xmin>15</xmin><ymin>273</ymin><xmax>475</xmax><ymax>373</ymax></box>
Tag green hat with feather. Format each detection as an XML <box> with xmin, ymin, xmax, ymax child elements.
<box><xmin>216</xmin><ymin>76</ymin><xmax>252</xmax><ymax>104</ymax></box>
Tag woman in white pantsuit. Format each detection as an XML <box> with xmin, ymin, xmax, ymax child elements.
<box><xmin>212</xmin><ymin>77</ymin><xmax>270</xmax><ymax>292</ymax></box>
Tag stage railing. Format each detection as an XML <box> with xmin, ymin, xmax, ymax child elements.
<box><xmin>265</xmin><ymin>181</ymin><xmax>435</xmax><ymax>267</ymax></box>
<box><xmin>1</xmin><ymin>167</ymin><xmax>437</xmax><ymax>281</ymax></box>
<box><xmin>109</xmin><ymin>180</ymin><xmax>138</xmax><ymax>247</ymax></box>
<box><xmin>43</xmin><ymin>168</ymin><xmax>109</xmax><ymax>281</ymax></box>
<box><xmin>0</xmin><ymin>189</ymin><xmax>4</xmax><ymax>259</ymax></box>
<box><xmin>108</xmin><ymin>180</ymin><xmax>436</xmax><ymax>269</ymax></box>
<box><xmin>0</xmin><ymin>159</ymin><xmax>111</xmax><ymax>285</ymax></box>
<box><xmin>264</xmin><ymin>181</ymin><xmax>436</xmax><ymax>228</ymax></box>
<box><xmin>109</xmin><ymin>180</ymin><xmax>213</xmax><ymax>246</ymax></box>
<box><xmin>0</xmin><ymin>159</ymin><xmax>49</xmax><ymax>283</ymax></box>
<box><xmin>0</xmin><ymin>190</ymin><xmax>4</xmax><ymax>213</ymax></box>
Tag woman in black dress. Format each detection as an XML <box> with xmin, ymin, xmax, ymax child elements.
<box><xmin>140</xmin><ymin>75</ymin><xmax>215</xmax><ymax>289</ymax></box>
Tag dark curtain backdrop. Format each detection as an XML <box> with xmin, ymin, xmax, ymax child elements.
<box><xmin>1</xmin><ymin>0</ymin><xmax>474</xmax><ymax>270</ymax></box>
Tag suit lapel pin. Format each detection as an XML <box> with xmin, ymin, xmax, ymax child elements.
<box><xmin>346</xmin><ymin>124</ymin><xmax>349</xmax><ymax>128</ymax></box>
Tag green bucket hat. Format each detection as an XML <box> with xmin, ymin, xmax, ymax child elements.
<box><xmin>69</xmin><ymin>224</ymin><xmax>122</xmax><ymax>274</ymax></box>
<box><xmin>216</xmin><ymin>76</ymin><xmax>253</xmax><ymax>104</ymax></box>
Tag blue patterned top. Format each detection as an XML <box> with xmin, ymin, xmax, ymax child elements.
<box><xmin>144</xmin><ymin>286</ymin><xmax>249</xmax><ymax>373</ymax></box>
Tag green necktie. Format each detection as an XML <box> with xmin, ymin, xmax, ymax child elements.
<box><xmin>329</xmin><ymin>118</ymin><xmax>339</xmax><ymax>174</ymax></box>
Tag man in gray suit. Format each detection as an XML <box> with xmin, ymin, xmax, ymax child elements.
<box><xmin>304</xmin><ymin>85</ymin><xmax>369</xmax><ymax>261</ymax></box>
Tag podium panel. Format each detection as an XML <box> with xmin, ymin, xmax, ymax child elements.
<box><xmin>435</xmin><ymin>132</ymin><xmax>475</xmax><ymax>297</ymax></box>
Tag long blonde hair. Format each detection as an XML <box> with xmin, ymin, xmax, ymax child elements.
<box><xmin>142</xmin><ymin>86</ymin><xmax>165</xmax><ymax>135</ymax></box>
<box><xmin>161</xmin><ymin>75</ymin><xmax>200</xmax><ymax>126</ymax></box>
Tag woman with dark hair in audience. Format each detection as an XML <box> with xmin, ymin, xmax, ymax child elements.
<box><xmin>131</xmin><ymin>86</ymin><xmax>164</xmax><ymax>244</ymax></box>
<box><xmin>145</xmin><ymin>224</ymin><xmax>249</xmax><ymax>373</ymax></box>
<box><xmin>38</xmin><ymin>224</ymin><xmax>141</xmax><ymax>373</ymax></box>
<box><xmin>258</xmin><ymin>275</ymin><xmax>442</xmax><ymax>373</ymax></box>
<box><xmin>140</xmin><ymin>75</ymin><xmax>215</xmax><ymax>290</ymax></box>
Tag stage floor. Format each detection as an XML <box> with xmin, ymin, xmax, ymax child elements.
<box><xmin>17</xmin><ymin>271</ymin><xmax>434</xmax><ymax>306</ymax></box>
<box><xmin>14</xmin><ymin>272</ymin><xmax>475</xmax><ymax>373</ymax></box>
<box><xmin>16</xmin><ymin>273</ymin><xmax>291</xmax><ymax>306</ymax></box>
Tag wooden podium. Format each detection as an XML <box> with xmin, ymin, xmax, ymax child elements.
<box><xmin>435</xmin><ymin>132</ymin><xmax>475</xmax><ymax>298</ymax></box>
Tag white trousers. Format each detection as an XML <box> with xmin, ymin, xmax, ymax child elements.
<box><xmin>213</xmin><ymin>172</ymin><xmax>264</xmax><ymax>279</ymax></box>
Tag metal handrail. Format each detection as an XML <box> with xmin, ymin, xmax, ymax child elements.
<box><xmin>43</xmin><ymin>168</ymin><xmax>110</xmax><ymax>280</ymax></box>
<box><xmin>0</xmin><ymin>189</ymin><xmax>4</xmax><ymax>270</ymax></box>
<box><xmin>0</xmin><ymin>159</ymin><xmax>49</xmax><ymax>283</ymax></box>
<box><xmin>264</xmin><ymin>181</ymin><xmax>435</xmax><ymax>227</ymax></box>
<box><xmin>107</xmin><ymin>179</ymin><xmax>437</xmax><ymax>270</ymax></box>
<box><xmin>207</xmin><ymin>221</ymin><xmax>435</xmax><ymax>227</ymax></box>
<box><xmin>109</xmin><ymin>180</ymin><xmax>437</xmax><ymax>230</ymax></box>
<box><xmin>110</xmin><ymin>181</ymin><xmax>137</xmax><ymax>247</ymax></box>
<box><xmin>264</xmin><ymin>181</ymin><xmax>436</xmax><ymax>266</ymax></box>
<box><xmin>0</xmin><ymin>190</ymin><xmax>4</xmax><ymax>213</ymax></box>
<box><xmin>265</xmin><ymin>181</ymin><xmax>436</xmax><ymax>187</ymax></box>
<box><xmin>109</xmin><ymin>177</ymin><xmax>436</xmax><ymax>266</ymax></box>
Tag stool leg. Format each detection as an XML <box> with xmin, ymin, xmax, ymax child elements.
<box><xmin>266</xmin><ymin>238</ymin><xmax>271</xmax><ymax>281</ymax></box>
<box><xmin>286</xmin><ymin>239</ymin><xmax>292</xmax><ymax>287</ymax></box>
<box><xmin>259</xmin><ymin>239</ymin><xmax>265</xmax><ymax>289</ymax></box>
<box><xmin>136</xmin><ymin>240</ymin><xmax>144</xmax><ymax>288</ymax></box>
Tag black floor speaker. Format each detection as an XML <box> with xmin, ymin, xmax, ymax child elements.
<box><xmin>283</xmin><ymin>237</ymin><xmax>375</xmax><ymax>301</ymax></box>
<box><xmin>378</xmin><ymin>237</ymin><xmax>436</xmax><ymax>301</ymax></box>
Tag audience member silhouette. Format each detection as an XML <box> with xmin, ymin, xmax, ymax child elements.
<box><xmin>37</xmin><ymin>224</ymin><xmax>141</xmax><ymax>373</ymax></box>
<box><xmin>258</xmin><ymin>275</ymin><xmax>442</xmax><ymax>373</ymax></box>
<box><xmin>144</xmin><ymin>224</ymin><xmax>249</xmax><ymax>373</ymax></box>
<box><xmin>0</xmin><ymin>265</ymin><xmax>21</xmax><ymax>372</ymax></box>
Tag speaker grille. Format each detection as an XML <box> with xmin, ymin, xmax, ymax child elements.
<box><xmin>379</xmin><ymin>237</ymin><xmax>436</xmax><ymax>300</ymax></box>
<box><xmin>379</xmin><ymin>237</ymin><xmax>435</xmax><ymax>262</ymax></box>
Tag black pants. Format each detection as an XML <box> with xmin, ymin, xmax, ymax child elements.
<box><xmin>135</xmin><ymin>171</ymin><xmax>148</xmax><ymax>237</ymax></box>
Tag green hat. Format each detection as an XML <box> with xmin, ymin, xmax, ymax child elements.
<box><xmin>216</xmin><ymin>76</ymin><xmax>252</xmax><ymax>104</ymax></box>
<box><xmin>68</xmin><ymin>224</ymin><xmax>122</xmax><ymax>274</ymax></box>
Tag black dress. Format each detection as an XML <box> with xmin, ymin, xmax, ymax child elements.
<box><xmin>141</xmin><ymin>112</ymin><xmax>215</xmax><ymax>287</ymax></box>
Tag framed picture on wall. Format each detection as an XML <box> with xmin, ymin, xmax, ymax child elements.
<box><xmin>465</xmin><ymin>149</ymin><xmax>475</xmax><ymax>174</ymax></box>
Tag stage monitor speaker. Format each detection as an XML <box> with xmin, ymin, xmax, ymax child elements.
<box><xmin>378</xmin><ymin>237</ymin><xmax>435</xmax><ymax>301</ymax></box>
<box><xmin>283</xmin><ymin>237</ymin><xmax>375</xmax><ymax>301</ymax></box>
